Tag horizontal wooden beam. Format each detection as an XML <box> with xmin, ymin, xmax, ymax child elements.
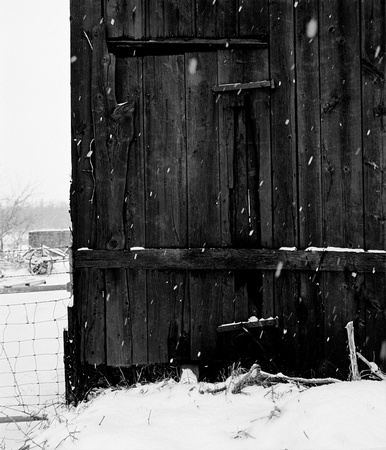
<box><xmin>73</xmin><ymin>248</ymin><xmax>386</xmax><ymax>273</ymax></box>
<box><xmin>107</xmin><ymin>38</ymin><xmax>267</xmax><ymax>56</ymax></box>
<box><xmin>0</xmin><ymin>284</ymin><xmax>69</xmax><ymax>295</ymax></box>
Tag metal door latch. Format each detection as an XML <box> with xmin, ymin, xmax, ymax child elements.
<box><xmin>212</xmin><ymin>79</ymin><xmax>275</xmax><ymax>93</ymax></box>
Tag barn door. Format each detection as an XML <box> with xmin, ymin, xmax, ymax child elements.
<box><xmin>71</xmin><ymin>28</ymin><xmax>274</xmax><ymax>370</ymax></box>
<box><xmin>112</xmin><ymin>44</ymin><xmax>273</xmax><ymax>365</ymax></box>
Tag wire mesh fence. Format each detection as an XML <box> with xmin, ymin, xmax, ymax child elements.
<box><xmin>0</xmin><ymin>255</ymin><xmax>71</xmax><ymax>448</ymax></box>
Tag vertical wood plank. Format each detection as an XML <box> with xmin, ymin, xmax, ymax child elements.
<box><xmin>147</xmin><ymin>271</ymin><xmax>187</xmax><ymax>363</ymax></box>
<box><xmin>115</xmin><ymin>57</ymin><xmax>146</xmax><ymax>247</ymax></box>
<box><xmin>319</xmin><ymin>1</ymin><xmax>363</xmax><ymax>379</ymax></box>
<box><xmin>296</xmin><ymin>0</ymin><xmax>322</xmax><ymax>248</ymax></box>
<box><xmin>143</xmin><ymin>55</ymin><xmax>188</xmax><ymax>248</ymax></box>
<box><xmin>190</xmin><ymin>271</ymin><xmax>222</xmax><ymax>362</ymax></box>
<box><xmin>128</xmin><ymin>269</ymin><xmax>148</xmax><ymax>364</ymax></box>
<box><xmin>81</xmin><ymin>268</ymin><xmax>106</xmax><ymax>366</ymax></box>
<box><xmin>105</xmin><ymin>269</ymin><xmax>132</xmax><ymax>366</ymax></box>
<box><xmin>361</xmin><ymin>0</ymin><xmax>386</xmax><ymax>373</ymax></box>
<box><xmin>91</xmin><ymin>25</ymin><xmax>136</xmax><ymax>251</ymax></box>
<box><xmin>238</xmin><ymin>0</ymin><xmax>268</xmax><ymax>37</ymax></box>
<box><xmin>359</xmin><ymin>273</ymin><xmax>386</xmax><ymax>372</ymax></box>
<box><xmin>297</xmin><ymin>271</ymin><xmax>325</xmax><ymax>377</ymax></box>
<box><xmin>145</xmin><ymin>0</ymin><xmax>195</xmax><ymax>37</ymax></box>
<box><xmin>269</xmin><ymin>0</ymin><xmax>297</xmax><ymax>248</ymax></box>
<box><xmin>165</xmin><ymin>0</ymin><xmax>195</xmax><ymax>36</ymax></box>
<box><xmin>70</xmin><ymin>0</ymin><xmax>102</xmax><ymax>249</ymax></box>
<box><xmin>145</xmin><ymin>0</ymin><xmax>164</xmax><ymax>37</ymax></box>
<box><xmin>196</xmin><ymin>0</ymin><xmax>237</xmax><ymax>37</ymax></box>
<box><xmin>186</xmin><ymin>51</ymin><xmax>220</xmax><ymax>247</ymax></box>
<box><xmin>362</xmin><ymin>0</ymin><xmax>386</xmax><ymax>249</ymax></box>
<box><xmin>217</xmin><ymin>49</ymin><xmax>241</xmax><ymax>247</ymax></box>
<box><xmin>105</xmin><ymin>0</ymin><xmax>145</xmax><ymax>39</ymax></box>
<box><xmin>269</xmin><ymin>0</ymin><xmax>298</xmax><ymax>374</ymax></box>
<box><xmin>322</xmin><ymin>271</ymin><xmax>361</xmax><ymax>379</ymax></box>
<box><xmin>186</xmin><ymin>51</ymin><xmax>222</xmax><ymax>364</ymax></box>
<box><xmin>319</xmin><ymin>0</ymin><xmax>363</xmax><ymax>248</ymax></box>
<box><xmin>295</xmin><ymin>0</ymin><xmax>324</xmax><ymax>378</ymax></box>
<box><xmin>274</xmin><ymin>270</ymin><xmax>299</xmax><ymax>375</ymax></box>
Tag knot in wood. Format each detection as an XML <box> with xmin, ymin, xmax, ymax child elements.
<box><xmin>107</xmin><ymin>237</ymin><xmax>119</xmax><ymax>250</ymax></box>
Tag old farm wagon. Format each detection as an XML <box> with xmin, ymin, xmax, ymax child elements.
<box><xmin>66</xmin><ymin>0</ymin><xmax>386</xmax><ymax>399</ymax></box>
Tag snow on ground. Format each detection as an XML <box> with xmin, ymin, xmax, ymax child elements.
<box><xmin>1</xmin><ymin>263</ymin><xmax>385</xmax><ymax>450</ymax></box>
<box><xmin>24</xmin><ymin>377</ymin><xmax>386</xmax><ymax>450</ymax></box>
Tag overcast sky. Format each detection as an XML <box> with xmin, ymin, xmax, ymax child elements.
<box><xmin>0</xmin><ymin>0</ymin><xmax>71</xmax><ymax>204</ymax></box>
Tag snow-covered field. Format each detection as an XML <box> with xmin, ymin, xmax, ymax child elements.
<box><xmin>25</xmin><ymin>375</ymin><xmax>386</xmax><ymax>450</ymax></box>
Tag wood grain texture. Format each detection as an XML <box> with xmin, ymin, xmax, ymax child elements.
<box><xmin>321</xmin><ymin>271</ymin><xmax>361</xmax><ymax>379</ymax></box>
<box><xmin>105</xmin><ymin>0</ymin><xmax>145</xmax><ymax>39</ymax></box>
<box><xmin>91</xmin><ymin>25</ymin><xmax>136</xmax><ymax>251</ymax></box>
<box><xmin>143</xmin><ymin>55</ymin><xmax>188</xmax><ymax>247</ymax></box>
<box><xmin>147</xmin><ymin>270</ymin><xmax>187</xmax><ymax>363</ymax></box>
<box><xmin>70</xmin><ymin>0</ymin><xmax>101</xmax><ymax>249</ymax></box>
<box><xmin>145</xmin><ymin>0</ymin><xmax>195</xmax><ymax>37</ymax></box>
<box><xmin>186</xmin><ymin>51</ymin><xmax>221</xmax><ymax>247</ymax></box>
<box><xmin>189</xmin><ymin>271</ymin><xmax>222</xmax><ymax>361</ymax></box>
<box><xmin>319</xmin><ymin>0</ymin><xmax>363</xmax><ymax>248</ymax></box>
<box><xmin>80</xmin><ymin>268</ymin><xmax>106</xmax><ymax>365</ymax></box>
<box><xmin>115</xmin><ymin>57</ymin><xmax>146</xmax><ymax>247</ymax></box>
<box><xmin>73</xmin><ymin>248</ymin><xmax>386</xmax><ymax>272</ymax></box>
<box><xmin>296</xmin><ymin>0</ymin><xmax>322</xmax><ymax>248</ymax></box>
<box><xmin>128</xmin><ymin>269</ymin><xmax>148</xmax><ymax>364</ymax></box>
<box><xmin>362</xmin><ymin>0</ymin><xmax>386</xmax><ymax>249</ymax></box>
<box><xmin>269</xmin><ymin>0</ymin><xmax>297</xmax><ymax>248</ymax></box>
<box><xmin>239</xmin><ymin>0</ymin><xmax>268</xmax><ymax>37</ymax></box>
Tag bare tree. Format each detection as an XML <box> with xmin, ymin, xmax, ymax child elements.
<box><xmin>0</xmin><ymin>184</ymin><xmax>36</xmax><ymax>251</ymax></box>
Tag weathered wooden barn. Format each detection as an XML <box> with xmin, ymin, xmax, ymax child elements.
<box><xmin>66</xmin><ymin>0</ymin><xmax>386</xmax><ymax>399</ymax></box>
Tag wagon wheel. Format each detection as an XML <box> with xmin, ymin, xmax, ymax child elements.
<box><xmin>29</xmin><ymin>247</ymin><xmax>54</xmax><ymax>276</ymax></box>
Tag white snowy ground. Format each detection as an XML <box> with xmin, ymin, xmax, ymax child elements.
<box><xmin>23</xmin><ymin>375</ymin><xmax>386</xmax><ymax>450</ymax></box>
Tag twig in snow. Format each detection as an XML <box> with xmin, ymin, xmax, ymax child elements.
<box><xmin>356</xmin><ymin>352</ymin><xmax>386</xmax><ymax>380</ymax></box>
<box><xmin>345</xmin><ymin>321</ymin><xmax>361</xmax><ymax>381</ymax></box>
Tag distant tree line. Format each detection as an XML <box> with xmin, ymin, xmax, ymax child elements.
<box><xmin>0</xmin><ymin>187</ymin><xmax>70</xmax><ymax>250</ymax></box>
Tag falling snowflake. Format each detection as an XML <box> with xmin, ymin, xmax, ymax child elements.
<box><xmin>306</xmin><ymin>19</ymin><xmax>318</xmax><ymax>39</ymax></box>
<box><xmin>188</xmin><ymin>58</ymin><xmax>198</xmax><ymax>75</ymax></box>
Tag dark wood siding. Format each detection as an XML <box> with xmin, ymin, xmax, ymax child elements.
<box><xmin>68</xmin><ymin>0</ymin><xmax>386</xmax><ymax>396</ymax></box>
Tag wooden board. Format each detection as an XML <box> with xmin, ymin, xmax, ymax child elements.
<box><xmin>105</xmin><ymin>0</ymin><xmax>145</xmax><ymax>39</ymax></box>
<box><xmin>145</xmin><ymin>0</ymin><xmax>195</xmax><ymax>37</ymax></box>
<box><xmin>115</xmin><ymin>56</ymin><xmax>146</xmax><ymax>247</ymax></box>
<box><xmin>70</xmin><ymin>0</ymin><xmax>101</xmax><ymax>249</ymax></box>
<box><xmin>186</xmin><ymin>51</ymin><xmax>221</xmax><ymax>247</ymax></box>
<box><xmin>74</xmin><ymin>248</ymin><xmax>386</xmax><ymax>272</ymax></box>
<box><xmin>321</xmin><ymin>271</ymin><xmax>362</xmax><ymax>379</ymax></box>
<box><xmin>319</xmin><ymin>1</ymin><xmax>363</xmax><ymax>248</ymax></box>
<box><xmin>269</xmin><ymin>0</ymin><xmax>297</xmax><ymax>248</ymax></box>
<box><xmin>361</xmin><ymin>0</ymin><xmax>386</xmax><ymax>249</ymax></box>
<box><xmin>105</xmin><ymin>269</ymin><xmax>132</xmax><ymax>366</ymax></box>
<box><xmin>189</xmin><ymin>270</ymin><xmax>222</xmax><ymax>362</ymax></box>
<box><xmin>147</xmin><ymin>270</ymin><xmax>188</xmax><ymax>363</ymax></box>
<box><xmin>295</xmin><ymin>0</ymin><xmax>322</xmax><ymax>248</ymax></box>
<box><xmin>143</xmin><ymin>54</ymin><xmax>188</xmax><ymax>247</ymax></box>
<box><xmin>128</xmin><ymin>269</ymin><xmax>148</xmax><ymax>364</ymax></box>
<box><xmin>78</xmin><ymin>268</ymin><xmax>106</xmax><ymax>365</ymax></box>
<box><xmin>196</xmin><ymin>0</ymin><xmax>237</xmax><ymax>38</ymax></box>
<box><xmin>239</xmin><ymin>0</ymin><xmax>268</xmax><ymax>37</ymax></box>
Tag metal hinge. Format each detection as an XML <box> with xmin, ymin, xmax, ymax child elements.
<box><xmin>212</xmin><ymin>79</ymin><xmax>275</xmax><ymax>93</ymax></box>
